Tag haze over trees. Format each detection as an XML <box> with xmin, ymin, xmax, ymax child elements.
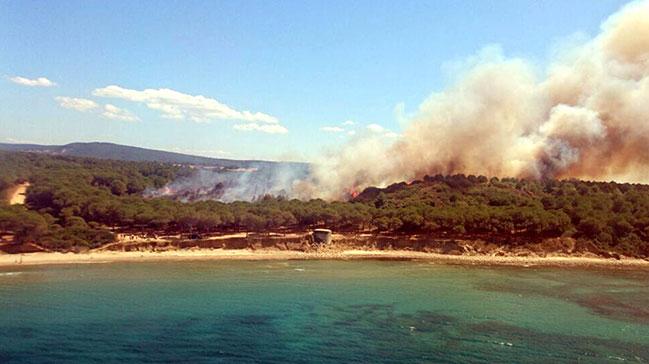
<box><xmin>1</xmin><ymin>151</ymin><xmax>649</xmax><ymax>257</ymax></box>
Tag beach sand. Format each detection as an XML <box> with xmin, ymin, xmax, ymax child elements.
<box><xmin>1</xmin><ymin>249</ymin><xmax>648</xmax><ymax>268</ymax></box>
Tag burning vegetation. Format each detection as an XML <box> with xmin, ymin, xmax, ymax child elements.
<box><xmin>97</xmin><ymin>1</ymin><xmax>649</xmax><ymax>204</ymax></box>
<box><xmin>3</xmin><ymin>152</ymin><xmax>649</xmax><ymax>258</ymax></box>
<box><xmin>300</xmin><ymin>0</ymin><xmax>649</xmax><ymax>200</ymax></box>
<box><xmin>2</xmin><ymin>1</ymin><xmax>649</xmax><ymax>258</ymax></box>
<box><xmin>145</xmin><ymin>163</ymin><xmax>309</xmax><ymax>202</ymax></box>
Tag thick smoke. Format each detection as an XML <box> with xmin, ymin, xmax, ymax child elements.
<box><xmin>300</xmin><ymin>0</ymin><xmax>649</xmax><ymax>200</ymax></box>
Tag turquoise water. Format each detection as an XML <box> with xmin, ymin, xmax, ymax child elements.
<box><xmin>1</xmin><ymin>260</ymin><xmax>648</xmax><ymax>363</ymax></box>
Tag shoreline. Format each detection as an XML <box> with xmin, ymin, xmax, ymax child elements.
<box><xmin>1</xmin><ymin>249</ymin><xmax>649</xmax><ymax>269</ymax></box>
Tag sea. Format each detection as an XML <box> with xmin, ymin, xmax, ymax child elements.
<box><xmin>1</xmin><ymin>260</ymin><xmax>648</xmax><ymax>363</ymax></box>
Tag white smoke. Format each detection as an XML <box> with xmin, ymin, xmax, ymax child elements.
<box><xmin>299</xmin><ymin>0</ymin><xmax>649</xmax><ymax>200</ymax></box>
<box><xmin>147</xmin><ymin>163</ymin><xmax>309</xmax><ymax>202</ymax></box>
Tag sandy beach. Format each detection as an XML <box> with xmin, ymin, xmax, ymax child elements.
<box><xmin>1</xmin><ymin>249</ymin><xmax>649</xmax><ymax>268</ymax></box>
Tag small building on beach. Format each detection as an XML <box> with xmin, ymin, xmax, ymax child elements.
<box><xmin>312</xmin><ymin>229</ymin><xmax>332</xmax><ymax>244</ymax></box>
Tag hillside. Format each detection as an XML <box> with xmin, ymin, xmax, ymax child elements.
<box><xmin>0</xmin><ymin>142</ymin><xmax>308</xmax><ymax>170</ymax></box>
<box><xmin>1</xmin><ymin>151</ymin><xmax>649</xmax><ymax>257</ymax></box>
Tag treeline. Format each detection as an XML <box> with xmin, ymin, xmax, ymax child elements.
<box><xmin>0</xmin><ymin>152</ymin><xmax>189</xmax><ymax>250</ymax></box>
<box><xmin>1</xmin><ymin>151</ymin><xmax>649</xmax><ymax>256</ymax></box>
<box><xmin>354</xmin><ymin>175</ymin><xmax>649</xmax><ymax>256</ymax></box>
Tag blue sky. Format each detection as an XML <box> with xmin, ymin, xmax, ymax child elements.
<box><xmin>0</xmin><ymin>0</ymin><xmax>630</xmax><ymax>161</ymax></box>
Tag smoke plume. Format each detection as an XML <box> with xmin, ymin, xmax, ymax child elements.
<box><xmin>300</xmin><ymin>0</ymin><xmax>649</xmax><ymax>200</ymax></box>
<box><xmin>146</xmin><ymin>164</ymin><xmax>309</xmax><ymax>202</ymax></box>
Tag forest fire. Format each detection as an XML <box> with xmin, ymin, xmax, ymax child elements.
<box><xmin>145</xmin><ymin>163</ymin><xmax>310</xmax><ymax>202</ymax></box>
<box><xmin>347</xmin><ymin>187</ymin><xmax>361</xmax><ymax>199</ymax></box>
<box><xmin>298</xmin><ymin>0</ymin><xmax>649</xmax><ymax>200</ymax></box>
<box><xmin>132</xmin><ymin>1</ymin><xmax>649</xmax><ymax>203</ymax></box>
<box><xmin>147</xmin><ymin>181</ymin><xmax>229</xmax><ymax>202</ymax></box>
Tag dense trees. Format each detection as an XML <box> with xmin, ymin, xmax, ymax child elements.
<box><xmin>0</xmin><ymin>152</ymin><xmax>187</xmax><ymax>250</ymax></box>
<box><xmin>1</xmin><ymin>152</ymin><xmax>649</xmax><ymax>256</ymax></box>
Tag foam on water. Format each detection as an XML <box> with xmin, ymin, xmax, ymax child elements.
<box><xmin>0</xmin><ymin>272</ymin><xmax>23</xmax><ymax>277</ymax></box>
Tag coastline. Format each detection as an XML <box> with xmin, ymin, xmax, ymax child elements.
<box><xmin>1</xmin><ymin>249</ymin><xmax>649</xmax><ymax>268</ymax></box>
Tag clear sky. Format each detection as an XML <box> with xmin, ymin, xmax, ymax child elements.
<box><xmin>0</xmin><ymin>0</ymin><xmax>630</xmax><ymax>161</ymax></box>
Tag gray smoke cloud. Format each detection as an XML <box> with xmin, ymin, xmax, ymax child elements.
<box><xmin>146</xmin><ymin>164</ymin><xmax>309</xmax><ymax>202</ymax></box>
<box><xmin>297</xmin><ymin>0</ymin><xmax>649</xmax><ymax>200</ymax></box>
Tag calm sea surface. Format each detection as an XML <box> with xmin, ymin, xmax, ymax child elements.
<box><xmin>1</xmin><ymin>260</ymin><xmax>648</xmax><ymax>363</ymax></box>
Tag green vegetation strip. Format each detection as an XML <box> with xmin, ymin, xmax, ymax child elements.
<box><xmin>1</xmin><ymin>151</ymin><xmax>648</xmax><ymax>257</ymax></box>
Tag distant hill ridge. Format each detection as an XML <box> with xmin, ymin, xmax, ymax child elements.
<box><xmin>0</xmin><ymin>142</ymin><xmax>308</xmax><ymax>169</ymax></box>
